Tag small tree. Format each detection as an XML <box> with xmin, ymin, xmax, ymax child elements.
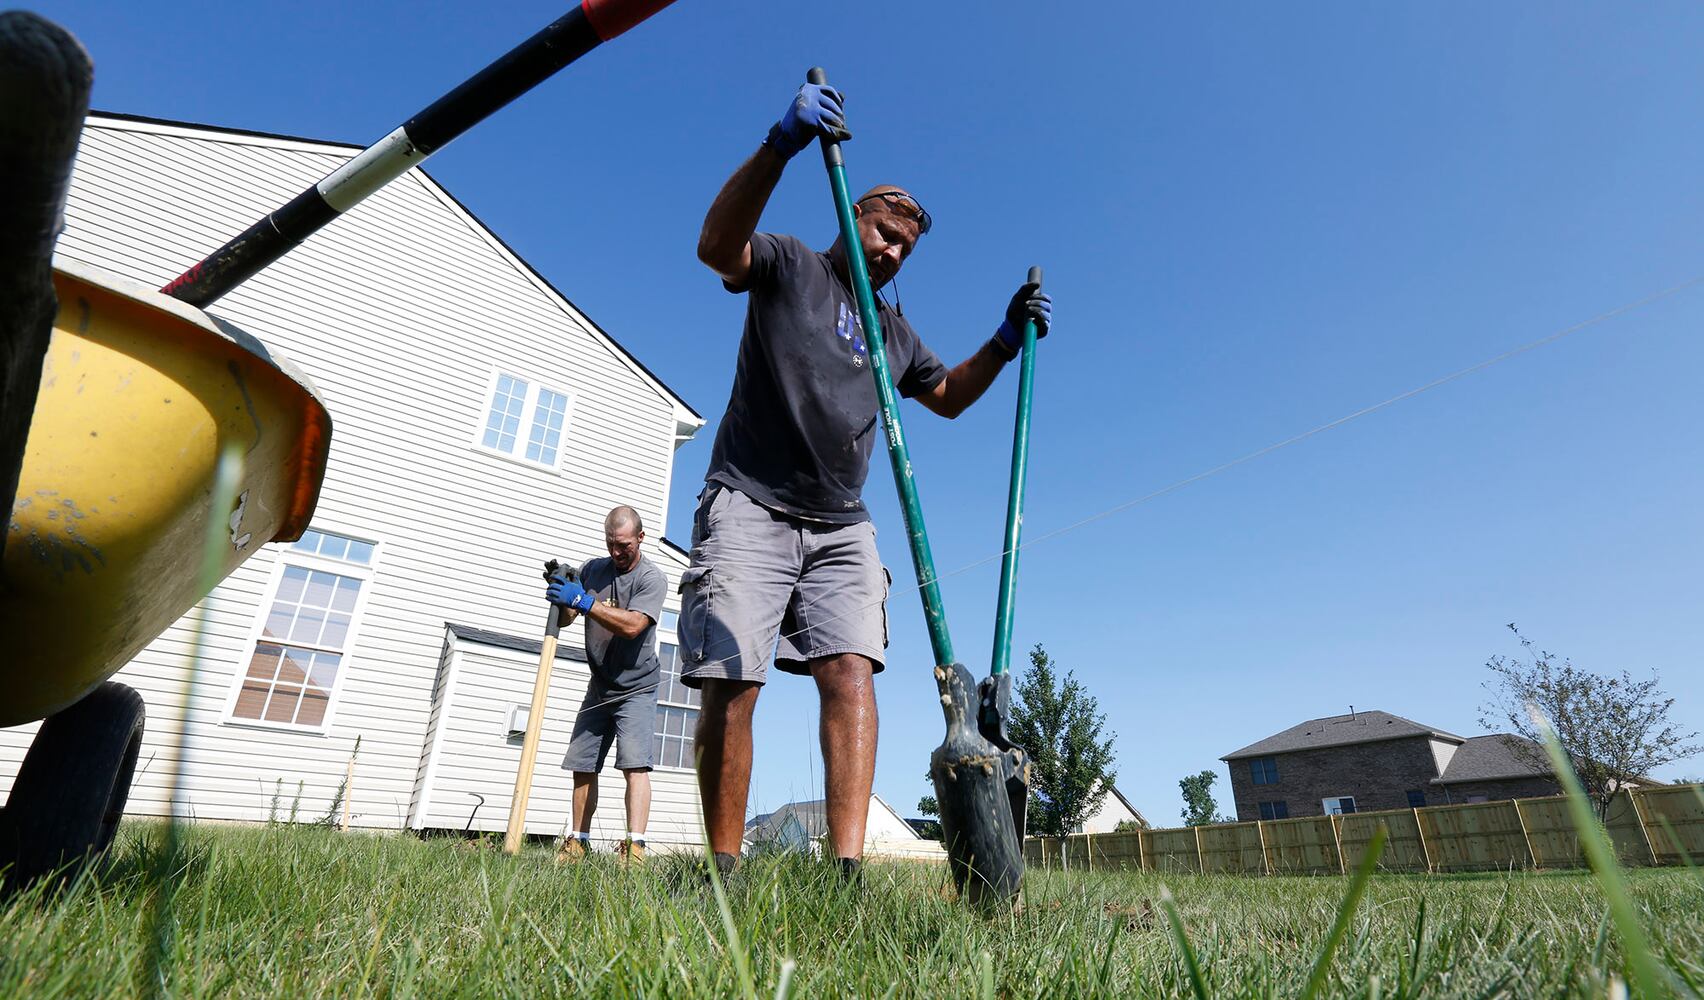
<box><xmin>917</xmin><ymin>794</ymin><xmax>938</xmax><ymax>817</ymax></box>
<box><xmin>1481</xmin><ymin>625</ymin><xmax>1701</xmax><ymax>817</ymax></box>
<box><xmin>1178</xmin><ymin>770</ymin><xmax>1225</xmax><ymax>826</ymax></box>
<box><xmin>1008</xmin><ymin>644</ymin><xmax>1118</xmax><ymax>837</ymax></box>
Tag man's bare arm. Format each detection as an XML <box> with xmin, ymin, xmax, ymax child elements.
<box><xmin>584</xmin><ymin>602</ymin><xmax>653</xmax><ymax>641</ymax></box>
<box><xmin>915</xmin><ymin>339</ymin><xmax>1013</xmax><ymax>419</ymax></box>
<box><xmin>696</xmin><ymin>147</ymin><xmax>787</xmax><ymax>286</ymax></box>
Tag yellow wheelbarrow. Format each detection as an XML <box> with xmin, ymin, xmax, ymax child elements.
<box><xmin>2</xmin><ymin>1</ymin><xmax>679</xmax><ymax>887</ymax></box>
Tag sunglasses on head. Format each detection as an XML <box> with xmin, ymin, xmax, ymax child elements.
<box><xmin>856</xmin><ymin>191</ymin><xmax>932</xmax><ymax>236</ymax></box>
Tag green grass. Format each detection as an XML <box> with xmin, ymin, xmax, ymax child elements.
<box><xmin>3</xmin><ymin>823</ymin><xmax>1702</xmax><ymax>998</ymax></box>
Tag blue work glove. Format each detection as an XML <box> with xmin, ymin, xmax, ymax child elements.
<box><xmin>763</xmin><ymin>82</ymin><xmax>851</xmax><ymax>162</ymax></box>
<box><xmin>995</xmin><ymin>282</ymin><xmax>1052</xmax><ymax>356</ymax></box>
<box><xmin>545</xmin><ymin>579</ymin><xmax>596</xmax><ymax>614</ymax></box>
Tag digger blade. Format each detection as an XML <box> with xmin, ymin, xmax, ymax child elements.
<box><xmin>931</xmin><ymin>662</ymin><xmax>1026</xmax><ymax>909</ymax></box>
<box><xmin>978</xmin><ymin>672</ymin><xmax>1032</xmax><ymax>842</ymax></box>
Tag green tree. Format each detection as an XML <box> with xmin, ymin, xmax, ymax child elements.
<box><xmin>1481</xmin><ymin>625</ymin><xmax>1701</xmax><ymax>818</ymax></box>
<box><xmin>1178</xmin><ymin>770</ymin><xmax>1225</xmax><ymax>826</ymax></box>
<box><xmin>917</xmin><ymin>794</ymin><xmax>938</xmax><ymax>817</ymax></box>
<box><xmin>1008</xmin><ymin>644</ymin><xmax>1118</xmax><ymax>837</ymax></box>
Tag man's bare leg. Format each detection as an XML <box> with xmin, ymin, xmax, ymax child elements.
<box><xmin>811</xmin><ymin>653</ymin><xmax>878</xmax><ymax>859</ymax></box>
<box><xmin>571</xmin><ymin>771</ymin><xmax>598</xmax><ymax>836</ymax></box>
<box><xmin>695</xmin><ymin>679</ymin><xmax>761</xmax><ymax>856</ymax></box>
<box><xmin>622</xmin><ymin>767</ymin><xmax>652</xmax><ymax>835</ymax></box>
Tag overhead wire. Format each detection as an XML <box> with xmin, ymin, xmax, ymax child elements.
<box><xmin>564</xmin><ymin>270</ymin><xmax>1704</xmax><ymax>716</ymax></box>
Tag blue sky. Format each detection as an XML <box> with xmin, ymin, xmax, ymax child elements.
<box><xmin>42</xmin><ymin>1</ymin><xmax>1704</xmax><ymax>823</ymax></box>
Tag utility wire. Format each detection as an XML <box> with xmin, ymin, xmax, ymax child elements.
<box><xmin>564</xmin><ymin>270</ymin><xmax>1704</xmax><ymax>710</ymax></box>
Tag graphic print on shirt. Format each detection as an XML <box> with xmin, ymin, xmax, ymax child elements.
<box><xmin>835</xmin><ymin>301</ymin><xmax>868</xmax><ymax>368</ymax></box>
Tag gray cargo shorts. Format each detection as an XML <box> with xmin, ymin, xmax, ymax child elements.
<box><xmin>679</xmin><ymin>484</ymin><xmax>889</xmax><ymax>687</ymax></box>
<box><xmin>562</xmin><ymin>681</ymin><xmax>657</xmax><ymax>772</ymax></box>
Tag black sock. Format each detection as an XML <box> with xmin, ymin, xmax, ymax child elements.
<box><xmin>713</xmin><ymin>852</ymin><xmax>738</xmax><ymax>877</ymax></box>
<box><xmin>837</xmin><ymin>857</ymin><xmax>863</xmax><ymax>885</ymax></box>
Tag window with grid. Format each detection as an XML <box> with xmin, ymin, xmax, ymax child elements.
<box><xmin>1250</xmin><ymin>756</ymin><xmax>1279</xmax><ymax>785</ymax></box>
<box><xmin>228</xmin><ymin>529</ymin><xmax>374</xmax><ymax>730</ymax></box>
<box><xmin>477</xmin><ymin>372</ymin><xmax>573</xmax><ymax>469</ymax></box>
<box><xmin>652</xmin><ymin>611</ymin><xmax>700</xmax><ymax>770</ymax></box>
<box><xmin>1258</xmin><ymin>800</ymin><xmax>1289</xmax><ymax>821</ymax></box>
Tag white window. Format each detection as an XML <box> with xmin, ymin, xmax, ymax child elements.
<box><xmin>224</xmin><ymin>528</ymin><xmax>376</xmax><ymax>732</ymax></box>
<box><xmin>652</xmin><ymin>611</ymin><xmax>700</xmax><ymax>770</ymax></box>
<box><xmin>1322</xmin><ymin>796</ymin><xmax>1357</xmax><ymax>816</ymax></box>
<box><xmin>475</xmin><ymin>371</ymin><xmax>574</xmax><ymax>470</ymax></box>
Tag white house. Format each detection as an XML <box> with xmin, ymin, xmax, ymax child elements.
<box><xmin>1078</xmin><ymin>783</ymin><xmax>1149</xmax><ymax>834</ymax></box>
<box><xmin>745</xmin><ymin>793</ymin><xmax>945</xmax><ymax>861</ymax></box>
<box><xmin>0</xmin><ymin>114</ymin><xmax>707</xmax><ymax>849</ymax></box>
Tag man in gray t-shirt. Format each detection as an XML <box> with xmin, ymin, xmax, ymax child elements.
<box><xmin>546</xmin><ymin>506</ymin><xmax>666</xmax><ymax>862</ymax></box>
<box><xmin>687</xmin><ymin>80</ymin><xmax>1054</xmax><ymax>879</ymax></box>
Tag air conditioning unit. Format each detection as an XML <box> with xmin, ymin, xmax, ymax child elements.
<box><xmin>506</xmin><ymin>704</ymin><xmax>530</xmax><ymax>738</ymax></box>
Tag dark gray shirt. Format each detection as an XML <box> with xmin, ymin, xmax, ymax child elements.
<box><xmin>578</xmin><ymin>554</ymin><xmax>666</xmax><ymax>694</ymax></box>
<box><xmin>704</xmin><ymin>233</ymin><xmax>947</xmax><ymax>523</ymax></box>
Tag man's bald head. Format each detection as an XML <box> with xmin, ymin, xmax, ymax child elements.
<box><xmin>605</xmin><ymin>506</ymin><xmax>643</xmax><ymax>535</ymax></box>
<box><xmin>604</xmin><ymin>506</ymin><xmax>644</xmax><ymax>572</ymax></box>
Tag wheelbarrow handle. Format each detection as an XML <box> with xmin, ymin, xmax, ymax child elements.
<box><xmin>807</xmin><ymin>66</ymin><xmax>955</xmax><ymax>668</ymax></box>
<box><xmin>162</xmin><ymin>0</ymin><xmax>681</xmax><ymax>308</ymax></box>
<box><xmin>990</xmin><ymin>266</ymin><xmax>1041</xmax><ymax>678</ymax></box>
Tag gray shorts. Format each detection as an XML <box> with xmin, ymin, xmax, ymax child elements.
<box><xmin>562</xmin><ymin>682</ymin><xmax>657</xmax><ymax>772</ymax></box>
<box><xmin>679</xmin><ymin>485</ymin><xmax>889</xmax><ymax>687</ymax></box>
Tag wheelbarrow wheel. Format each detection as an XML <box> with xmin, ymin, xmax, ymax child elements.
<box><xmin>0</xmin><ymin>681</ymin><xmax>145</xmax><ymax>891</ymax></box>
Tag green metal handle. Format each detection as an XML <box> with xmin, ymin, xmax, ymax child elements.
<box><xmin>806</xmin><ymin>66</ymin><xmax>955</xmax><ymax>668</ymax></box>
<box><xmin>990</xmin><ymin>266</ymin><xmax>1041</xmax><ymax>678</ymax></box>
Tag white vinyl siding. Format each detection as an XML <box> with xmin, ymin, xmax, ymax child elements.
<box><xmin>0</xmin><ymin>117</ymin><xmax>701</xmax><ymax>828</ymax></box>
<box><xmin>408</xmin><ymin>629</ymin><xmax>700</xmax><ymax>848</ymax></box>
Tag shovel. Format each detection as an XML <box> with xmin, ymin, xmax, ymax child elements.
<box><xmin>502</xmin><ymin>559</ymin><xmax>579</xmax><ymax>854</ymax></box>
<box><xmin>804</xmin><ymin>68</ymin><xmax>1028</xmax><ymax>907</ymax></box>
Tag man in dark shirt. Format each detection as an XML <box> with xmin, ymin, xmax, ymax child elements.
<box><xmin>686</xmin><ymin>80</ymin><xmax>1053</xmax><ymax>878</ymax></box>
<box><xmin>546</xmin><ymin>506</ymin><xmax>666</xmax><ymax>863</ymax></box>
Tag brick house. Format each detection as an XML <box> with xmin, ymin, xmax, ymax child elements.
<box><xmin>1220</xmin><ymin>710</ymin><xmax>1560</xmax><ymax>822</ymax></box>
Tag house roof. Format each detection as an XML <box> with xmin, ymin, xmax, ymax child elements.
<box><xmin>1102</xmin><ymin>784</ymin><xmax>1150</xmax><ymax>829</ymax></box>
<box><xmin>86</xmin><ymin>111</ymin><xmax>704</xmax><ymax>430</ymax></box>
<box><xmin>445</xmin><ymin>623</ymin><xmax>586</xmax><ymax>661</ymax></box>
<box><xmin>746</xmin><ymin>794</ymin><xmax>918</xmax><ymax>843</ymax></box>
<box><xmin>1432</xmin><ymin>734</ymin><xmax>1553</xmax><ymax>785</ymax></box>
<box><xmin>1222</xmin><ymin>710</ymin><xmax>1464</xmax><ymax>760</ymax></box>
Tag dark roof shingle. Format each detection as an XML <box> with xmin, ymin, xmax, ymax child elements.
<box><xmin>1222</xmin><ymin>710</ymin><xmax>1463</xmax><ymax>760</ymax></box>
<box><xmin>1433</xmin><ymin>734</ymin><xmax>1553</xmax><ymax>785</ymax></box>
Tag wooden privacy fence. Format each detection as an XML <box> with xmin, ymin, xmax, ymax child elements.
<box><xmin>1024</xmin><ymin>784</ymin><xmax>1704</xmax><ymax>876</ymax></box>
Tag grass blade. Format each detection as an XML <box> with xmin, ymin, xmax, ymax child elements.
<box><xmin>1530</xmin><ymin>709</ymin><xmax>1669</xmax><ymax>999</ymax></box>
<box><xmin>1301</xmin><ymin>822</ymin><xmax>1388</xmax><ymax>1000</ymax></box>
<box><xmin>1157</xmin><ymin>884</ymin><xmax>1210</xmax><ymax>1000</ymax></box>
<box><xmin>139</xmin><ymin>444</ymin><xmax>244</xmax><ymax>999</ymax></box>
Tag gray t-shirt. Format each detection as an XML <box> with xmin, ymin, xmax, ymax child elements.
<box><xmin>577</xmin><ymin>554</ymin><xmax>666</xmax><ymax>694</ymax></box>
<box><xmin>703</xmin><ymin>232</ymin><xmax>947</xmax><ymax>523</ymax></box>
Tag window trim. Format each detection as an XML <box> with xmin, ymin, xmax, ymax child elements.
<box><xmin>651</xmin><ymin>610</ymin><xmax>699</xmax><ymax>772</ymax></box>
<box><xmin>1322</xmin><ymin>795</ymin><xmax>1358</xmax><ymax>816</ymax></box>
<box><xmin>469</xmin><ymin>368</ymin><xmax>577</xmax><ymax>474</ymax></box>
<box><xmin>218</xmin><ymin>531</ymin><xmax>381</xmax><ymax>735</ymax></box>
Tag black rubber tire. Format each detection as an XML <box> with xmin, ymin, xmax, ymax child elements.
<box><xmin>0</xmin><ymin>681</ymin><xmax>145</xmax><ymax>890</ymax></box>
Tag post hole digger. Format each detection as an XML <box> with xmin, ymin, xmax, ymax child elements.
<box><xmin>805</xmin><ymin>68</ymin><xmax>1038</xmax><ymax>908</ymax></box>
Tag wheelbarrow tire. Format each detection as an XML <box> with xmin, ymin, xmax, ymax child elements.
<box><xmin>1</xmin><ymin>681</ymin><xmax>145</xmax><ymax>891</ymax></box>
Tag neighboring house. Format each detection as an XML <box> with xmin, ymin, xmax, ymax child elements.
<box><xmin>1079</xmin><ymin>783</ymin><xmax>1149</xmax><ymax>833</ymax></box>
<box><xmin>745</xmin><ymin>794</ymin><xmax>922</xmax><ymax>854</ymax></box>
<box><xmin>1220</xmin><ymin>710</ymin><xmax>1563</xmax><ymax>822</ymax></box>
<box><xmin>0</xmin><ymin>114</ymin><xmax>708</xmax><ymax>849</ymax></box>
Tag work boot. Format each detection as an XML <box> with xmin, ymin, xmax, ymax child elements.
<box><xmin>555</xmin><ymin>836</ymin><xmax>589</xmax><ymax>864</ymax></box>
<box><xmin>618</xmin><ymin>837</ymin><xmax>647</xmax><ymax>866</ymax></box>
<box><xmin>836</xmin><ymin>856</ymin><xmax>864</xmax><ymax>889</ymax></box>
